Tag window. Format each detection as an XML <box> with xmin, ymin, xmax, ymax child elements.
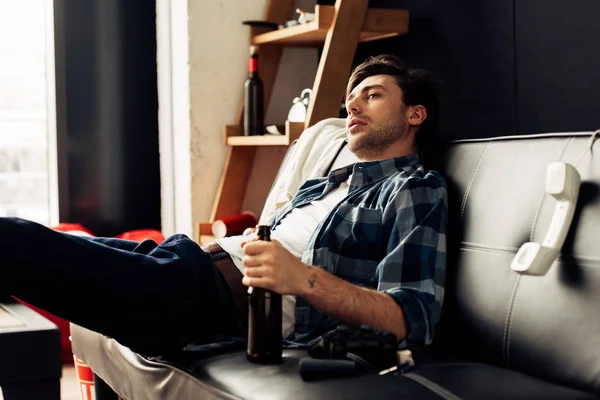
<box><xmin>0</xmin><ymin>0</ymin><xmax>58</xmax><ymax>226</ymax></box>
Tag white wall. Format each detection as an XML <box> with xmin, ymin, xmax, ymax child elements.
<box><xmin>157</xmin><ymin>0</ymin><xmax>193</xmax><ymax>237</ymax></box>
<box><xmin>157</xmin><ymin>0</ymin><xmax>318</xmax><ymax>238</ymax></box>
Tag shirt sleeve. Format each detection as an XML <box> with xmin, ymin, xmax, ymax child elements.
<box><xmin>376</xmin><ymin>173</ymin><xmax>448</xmax><ymax>346</ymax></box>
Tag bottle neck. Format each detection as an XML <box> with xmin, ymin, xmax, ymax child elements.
<box><xmin>249</xmin><ymin>56</ymin><xmax>259</xmax><ymax>76</ymax></box>
<box><xmin>257</xmin><ymin>225</ymin><xmax>270</xmax><ymax>241</ymax></box>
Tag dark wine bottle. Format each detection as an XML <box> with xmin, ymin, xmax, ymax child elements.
<box><xmin>247</xmin><ymin>225</ymin><xmax>282</xmax><ymax>364</ymax></box>
<box><xmin>243</xmin><ymin>46</ymin><xmax>265</xmax><ymax>136</ymax></box>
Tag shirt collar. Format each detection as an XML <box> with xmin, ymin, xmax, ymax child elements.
<box><xmin>327</xmin><ymin>153</ymin><xmax>421</xmax><ymax>186</ymax></box>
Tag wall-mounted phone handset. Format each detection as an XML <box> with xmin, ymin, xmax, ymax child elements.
<box><xmin>511</xmin><ymin>162</ymin><xmax>581</xmax><ymax>276</ymax></box>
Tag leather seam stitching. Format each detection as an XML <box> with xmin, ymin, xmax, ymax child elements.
<box><xmin>461</xmin><ymin>241</ymin><xmax>519</xmax><ymax>253</ymax></box>
<box><xmin>505</xmin><ymin>274</ymin><xmax>521</xmax><ymax>367</ymax></box>
<box><xmin>504</xmin><ymin>138</ymin><xmax>574</xmax><ymax>366</ymax></box>
<box><xmin>451</xmin><ymin>131</ymin><xmax>594</xmax><ymax>144</ymax></box>
<box><xmin>459</xmin><ymin>143</ymin><xmax>490</xmax><ymax>219</ymax></box>
<box><xmin>403</xmin><ymin>373</ymin><xmax>465</xmax><ymax>400</ymax></box>
<box><xmin>529</xmin><ymin>196</ymin><xmax>546</xmax><ymax>242</ymax></box>
<box><xmin>459</xmin><ymin>243</ymin><xmax>600</xmax><ymax>264</ymax></box>
<box><xmin>412</xmin><ymin>362</ymin><xmax>485</xmax><ymax>369</ymax></box>
<box><xmin>502</xmin><ymin>274</ymin><xmax>520</xmax><ymax>367</ymax></box>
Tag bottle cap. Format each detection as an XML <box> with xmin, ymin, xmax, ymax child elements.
<box><xmin>250</xmin><ymin>45</ymin><xmax>257</xmax><ymax>55</ymax></box>
<box><xmin>257</xmin><ymin>225</ymin><xmax>271</xmax><ymax>240</ymax></box>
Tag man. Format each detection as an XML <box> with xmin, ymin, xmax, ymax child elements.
<box><xmin>0</xmin><ymin>54</ymin><xmax>446</xmax><ymax>356</ymax></box>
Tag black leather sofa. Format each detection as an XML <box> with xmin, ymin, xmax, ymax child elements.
<box><xmin>71</xmin><ymin>131</ymin><xmax>600</xmax><ymax>399</ymax></box>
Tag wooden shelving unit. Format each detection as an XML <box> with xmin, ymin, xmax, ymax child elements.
<box><xmin>197</xmin><ymin>0</ymin><xmax>409</xmax><ymax>243</ymax></box>
<box><xmin>252</xmin><ymin>5</ymin><xmax>408</xmax><ymax>46</ymax></box>
<box><xmin>224</xmin><ymin>121</ymin><xmax>304</xmax><ymax>146</ymax></box>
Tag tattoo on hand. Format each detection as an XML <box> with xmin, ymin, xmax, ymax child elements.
<box><xmin>308</xmin><ymin>273</ymin><xmax>317</xmax><ymax>289</ymax></box>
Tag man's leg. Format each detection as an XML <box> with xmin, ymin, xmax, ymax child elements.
<box><xmin>0</xmin><ymin>217</ymin><xmax>239</xmax><ymax>355</ymax></box>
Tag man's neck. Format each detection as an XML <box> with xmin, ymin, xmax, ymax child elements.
<box><xmin>358</xmin><ymin>143</ymin><xmax>417</xmax><ymax>162</ymax></box>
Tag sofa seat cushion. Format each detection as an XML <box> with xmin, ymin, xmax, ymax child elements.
<box><xmin>402</xmin><ymin>364</ymin><xmax>597</xmax><ymax>400</ymax></box>
<box><xmin>71</xmin><ymin>323</ymin><xmax>596</xmax><ymax>400</ymax></box>
<box><xmin>187</xmin><ymin>352</ymin><xmax>598</xmax><ymax>400</ymax></box>
<box><xmin>189</xmin><ymin>350</ymin><xmax>444</xmax><ymax>400</ymax></box>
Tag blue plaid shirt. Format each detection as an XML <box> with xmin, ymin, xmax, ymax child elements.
<box><xmin>270</xmin><ymin>154</ymin><xmax>447</xmax><ymax>346</ymax></box>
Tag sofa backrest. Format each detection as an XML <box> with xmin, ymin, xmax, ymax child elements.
<box><xmin>435</xmin><ymin>132</ymin><xmax>600</xmax><ymax>393</ymax></box>
<box><xmin>264</xmin><ymin>129</ymin><xmax>599</xmax><ymax>393</ymax></box>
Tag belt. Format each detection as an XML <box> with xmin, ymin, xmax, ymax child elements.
<box><xmin>201</xmin><ymin>242</ymin><xmax>247</xmax><ymax>315</ymax></box>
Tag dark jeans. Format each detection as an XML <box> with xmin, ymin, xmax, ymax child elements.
<box><xmin>0</xmin><ymin>217</ymin><xmax>242</xmax><ymax>356</ymax></box>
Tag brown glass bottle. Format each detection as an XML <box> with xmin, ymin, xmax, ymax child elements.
<box><xmin>243</xmin><ymin>46</ymin><xmax>264</xmax><ymax>136</ymax></box>
<box><xmin>247</xmin><ymin>225</ymin><xmax>282</xmax><ymax>364</ymax></box>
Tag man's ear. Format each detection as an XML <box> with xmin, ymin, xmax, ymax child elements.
<box><xmin>407</xmin><ymin>105</ymin><xmax>427</xmax><ymax>127</ymax></box>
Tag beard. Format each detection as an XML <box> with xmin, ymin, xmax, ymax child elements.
<box><xmin>347</xmin><ymin>112</ymin><xmax>409</xmax><ymax>160</ymax></box>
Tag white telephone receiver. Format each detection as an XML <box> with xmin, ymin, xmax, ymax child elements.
<box><xmin>511</xmin><ymin>162</ymin><xmax>581</xmax><ymax>275</ymax></box>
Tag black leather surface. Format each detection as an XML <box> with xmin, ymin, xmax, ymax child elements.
<box><xmin>406</xmin><ymin>364</ymin><xmax>598</xmax><ymax>400</ymax></box>
<box><xmin>190</xmin><ymin>350</ymin><xmax>442</xmax><ymax>400</ymax></box>
<box><xmin>189</xmin><ymin>351</ymin><xmax>598</xmax><ymax>399</ymax></box>
<box><xmin>433</xmin><ymin>134</ymin><xmax>600</xmax><ymax>394</ymax></box>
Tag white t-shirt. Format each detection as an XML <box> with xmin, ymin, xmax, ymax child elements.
<box><xmin>216</xmin><ymin>177</ymin><xmax>351</xmax><ymax>337</ymax></box>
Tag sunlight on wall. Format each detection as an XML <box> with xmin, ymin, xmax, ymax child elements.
<box><xmin>0</xmin><ymin>1</ymin><xmax>57</xmax><ymax>225</ymax></box>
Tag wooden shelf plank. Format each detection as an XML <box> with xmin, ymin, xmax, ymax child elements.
<box><xmin>210</xmin><ymin>146</ymin><xmax>257</xmax><ymax>221</ymax></box>
<box><xmin>253</xmin><ymin>22</ymin><xmax>322</xmax><ymax>46</ymax></box>
<box><xmin>254</xmin><ymin>28</ymin><xmax>399</xmax><ymax>46</ymax></box>
<box><xmin>198</xmin><ymin>234</ymin><xmax>216</xmax><ymax>245</ymax></box>
<box><xmin>227</xmin><ymin>135</ymin><xmax>292</xmax><ymax>146</ymax></box>
<box><xmin>195</xmin><ymin>222</ymin><xmax>214</xmax><ymax>244</ymax></box>
<box><xmin>224</xmin><ymin>121</ymin><xmax>304</xmax><ymax>146</ymax></box>
<box><xmin>286</xmin><ymin>120</ymin><xmax>305</xmax><ymax>142</ymax></box>
<box><xmin>198</xmin><ymin>222</ymin><xmax>212</xmax><ymax>235</ymax></box>
<box><xmin>253</xmin><ymin>5</ymin><xmax>408</xmax><ymax>46</ymax></box>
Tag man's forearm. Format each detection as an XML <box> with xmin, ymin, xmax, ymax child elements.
<box><xmin>299</xmin><ymin>265</ymin><xmax>408</xmax><ymax>340</ymax></box>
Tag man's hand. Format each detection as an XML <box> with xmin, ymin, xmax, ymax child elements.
<box><xmin>241</xmin><ymin>235</ymin><xmax>408</xmax><ymax>341</ymax></box>
<box><xmin>241</xmin><ymin>239</ymin><xmax>308</xmax><ymax>295</ymax></box>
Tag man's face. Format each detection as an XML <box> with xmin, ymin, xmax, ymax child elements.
<box><xmin>345</xmin><ymin>74</ymin><xmax>409</xmax><ymax>160</ymax></box>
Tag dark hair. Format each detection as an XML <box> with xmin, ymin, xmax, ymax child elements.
<box><xmin>346</xmin><ymin>54</ymin><xmax>440</xmax><ymax>155</ymax></box>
